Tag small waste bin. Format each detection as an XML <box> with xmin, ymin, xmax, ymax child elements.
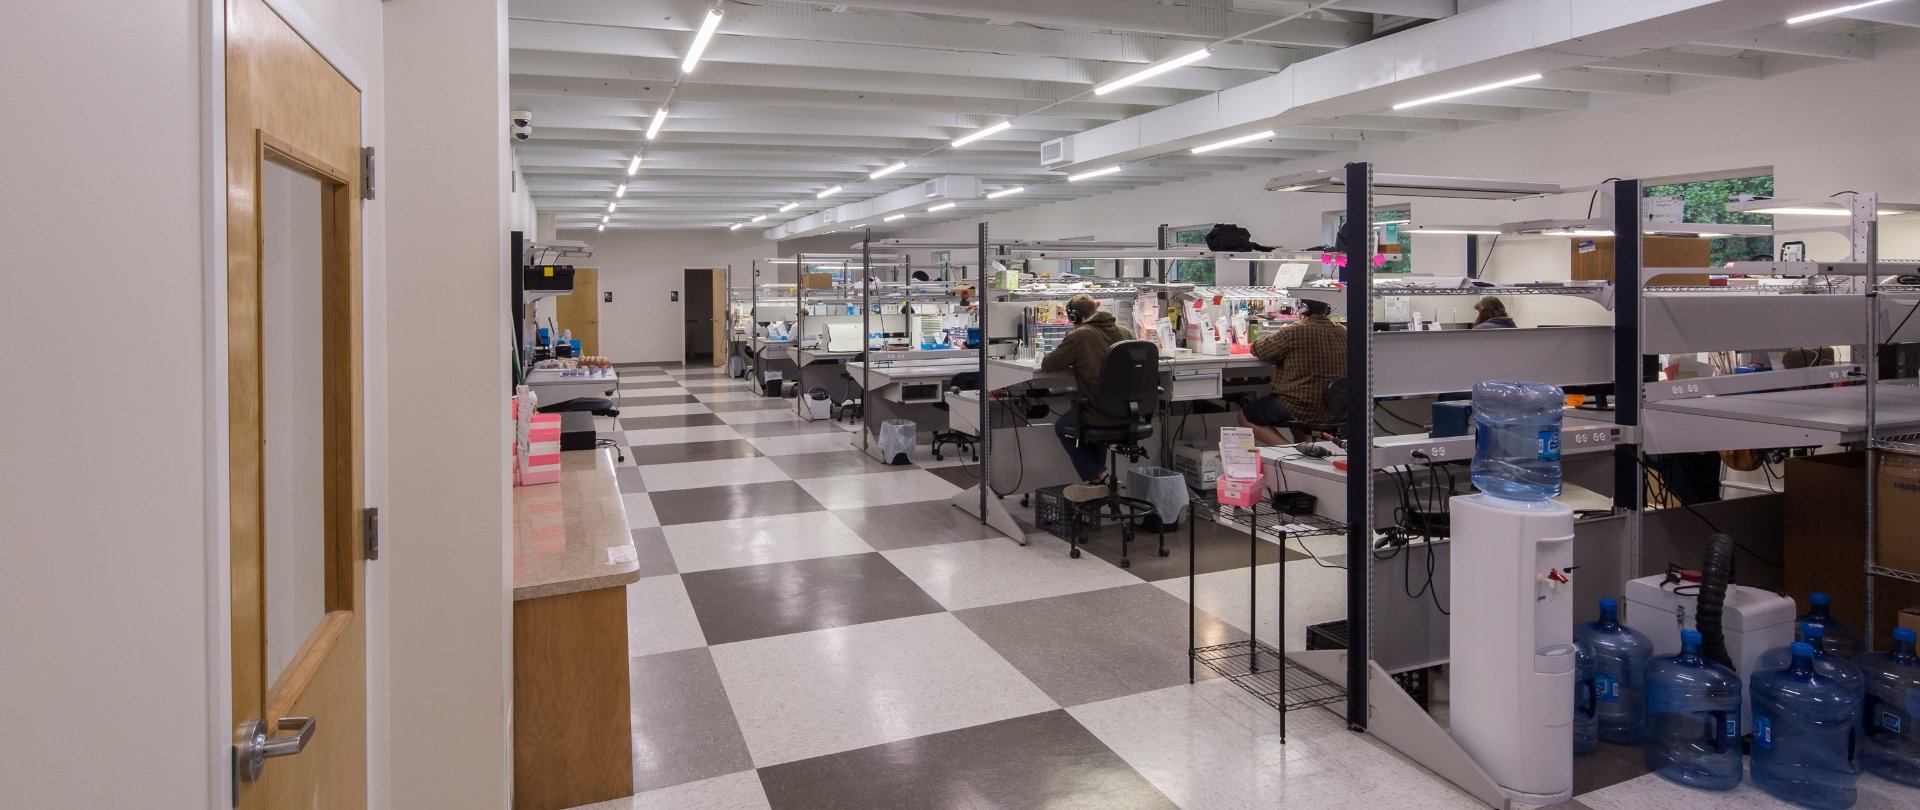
<box><xmin>801</xmin><ymin>387</ymin><xmax>833</xmax><ymax>421</ymax></box>
<box><xmin>727</xmin><ymin>355</ymin><xmax>746</xmax><ymax>378</ymax></box>
<box><xmin>1127</xmin><ymin>466</ymin><xmax>1189</xmax><ymax>531</ymax></box>
<box><xmin>878</xmin><ymin>419</ymin><xmax>916</xmax><ymax>465</ymax></box>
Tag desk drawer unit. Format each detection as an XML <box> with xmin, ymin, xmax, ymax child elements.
<box><xmin>1169</xmin><ymin>370</ymin><xmax>1223</xmax><ymax>401</ymax></box>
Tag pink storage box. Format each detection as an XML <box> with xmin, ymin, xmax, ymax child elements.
<box><xmin>1216</xmin><ymin>474</ymin><xmax>1260</xmax><ymax>507</ymax></box>
<box><xmin>519</xmin><ymin>467</ymin><xmax>560</xmax><ymax>486</ymax></box>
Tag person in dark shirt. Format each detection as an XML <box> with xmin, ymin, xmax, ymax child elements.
<box><xmin>1240</xmin><ymin>299</ymin><xmax>1346</xmax><ymax>446</ymax></box>
<box><xmin>1472</xmin><ymin>296</ymin><xmax>1516</xmax><ymax>329</ymax></box>
<box><xmin>1041</xmin><ymin>294</ymin><xmax>1134</xmax><ymax>501</ymax></box>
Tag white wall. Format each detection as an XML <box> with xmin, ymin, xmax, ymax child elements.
<box><xmin>553</xmin><ymin>228</ymin><xmax>770</xmax><ymax>362</ymax></box>
<box><xmin>0</xmin><ymin>2</ymin><xmax>214</xmax><ymax>805</ymax></box>
<box><xmin>384</xmin><ymin>3</ymin><xmax>513</xmax><ymax>810</ymax></box>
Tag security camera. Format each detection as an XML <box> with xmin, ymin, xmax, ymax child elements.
<box><xmin>510</xmin><ymin>123</ymin><xmax>532</xmax><ymax>142</ymax></box>
<box><xmin>511</xmin><ymin>109</ymin><xmax>532</xmax><ymax>127</ymax></box>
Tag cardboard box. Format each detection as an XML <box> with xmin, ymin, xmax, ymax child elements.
<box><xmin>801</xmin><ymin>272</ymin><xmax>833</xmax><ymax>290</ymax></box>
<box><xmin>1901</xmin><ymin>606</ymin><xmax>1920</xmax><ymax>634</ymax></box>
<box><xmin>1877</xmin><ymin>453</ymin><xmax>1920</xmax><ymax>576</ymax></box>
<box><xmin>1784</xmin><ymin>451</ymin><xmax>1920</xmax><ymax>640</ymax></box>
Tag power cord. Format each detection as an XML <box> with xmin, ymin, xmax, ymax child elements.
<box><xmin>1635</xmin><ymin>452</ymin><xmax>1783</xmax><ymax>570</ymax></box>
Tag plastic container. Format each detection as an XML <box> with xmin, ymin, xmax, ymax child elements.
<box><xmin>1856</xmin><ymin>626</ymin><xmax>1920</xmax><ymax>786</ymax></box>
<box><xmin>1126</xmin><ymin>466</ymin><xmax>1189</xmax><ymax>531</ymax></box>
<box><xmin>1751</xmin><ymin>642</ymin><xmax>1863</xmax><ymax>810</ymax></box>
<box><xmin>1575</xmin><ymin>598</ymin><xmax>1654</xmax><ymax>743</ymax></box>
<box><xmin>1575</xmin><ymin>640</ymin><xmax>1599</xmax><ymax>754</ymax></box>
<box><xmin>1798</xmin><ymin>593</ymin><xmax>1867</xmax><ymax>660</ymax></box>
<box><xmin>1644</xmin><ymin>629</ymin><xmax>1744</xmax><ymax>790</ymax></box>
<box><xmin>1759</xmin><ymin>623</ymin><xmax>1867</xmax><ymax>702</ymax></box>
<box><xmin>878</xmin><ymin>419</ymin><xmax>916</xmax><ymax>465</ymax></box>
<box><xmin>1470</xmin><ymin>380</ymin><xmax>1564</xmax><ymax>500</ymax></box>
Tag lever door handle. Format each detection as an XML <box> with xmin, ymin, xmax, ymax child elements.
<box><xmin>235</xmin><ymin>716</ymin><xmax>318</xmax><ymax>783</ymax></box>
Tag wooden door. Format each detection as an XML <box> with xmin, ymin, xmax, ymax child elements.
<box><xmin>710</xmin><ymin>268</ymin><xmax>727</xmax><ymax>367</ymax></box>
<box><xmin>554</xmin><ymin>267</ymin><xmax>600</xmax><ymax>357</ymax></box>
<box><xmin>226</xmin><ymin>0</ymin><xmax>366</xmax><ymax>806</ymax></box>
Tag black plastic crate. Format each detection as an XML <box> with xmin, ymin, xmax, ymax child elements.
<box><xmin>1303</xmin><ymin>620</ymin><xmax>1433</xmax><ymax>709</ymax></box>
<box><xmin>1306</xmin><ymin>620</ymin><xmax>1349</xmax><ymax>651</ymax></box>
<box><xmin>1033</xmin><ymin>485</ymin><xmax>1099</xmax><ymax>540</ymax></box>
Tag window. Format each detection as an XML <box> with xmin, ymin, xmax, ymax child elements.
<box><xmin>1327</xmin><ymin>206</ymin><xmax>1415</xmax><ymax>274</ymax></box>
<box><xmin>1643</xmin><ymin>173</ymin><xmax>1774</xmax><ymax>268</ymax></box>
<box><xmin>1068</xmin><ymin>258</ymin><xmax>1098</xmax><ymax>276</ymax></box>
<box><xmin>1171</xmin><ymin>226</ymin><xmax>1214</xmax><ymax>284</ymax></box>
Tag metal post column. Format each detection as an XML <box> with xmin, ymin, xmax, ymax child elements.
<box><xmin>861</xmin><ymin>236</ymin><xmax>872</xmax><ymax>451</ymax></box>
<box><xmin>977</xmin><ymin>221</ymin><xmax>991</xmax><ymax>524</ymax></box>
<box><xmin>1611</xmin><ymin>180</ymin><xmax>1643</xmax><ymax>522</ymax></box>
<box><xmin>1342</xmin><ymin>161</ymin><xmax>1375</xmax><ymax>732</ymax></box>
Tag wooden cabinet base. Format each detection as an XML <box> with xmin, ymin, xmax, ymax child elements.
<box><xmin>513</xmin><ymin>587</ymin><xmax>633</xmax><ymax>810</ymax></box>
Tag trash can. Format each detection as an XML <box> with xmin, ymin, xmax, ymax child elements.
<box><xmin>727</xmin><ymin>354</ymin><xmax>745</xmax><ymax>378</ymax></box>
<box><xmin>878</xmin><ymin>419</ymin><xmax>917</xmax><ymax>465</ymax></box>
<box><xmin>801</xmin><ymin>387</ymin><xmax>833</xmax><ymax>421</ymax></box>
<box><xmin>1127</xmin><ymin>466</ymin><xmax>1189</xmax><ymax>531</ymax></box>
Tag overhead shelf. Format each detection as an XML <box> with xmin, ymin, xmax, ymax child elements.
<box><xmin>1643</xmin><ymin>385</ymin><xmax>1920</xmax><ymax>455</ymax></box>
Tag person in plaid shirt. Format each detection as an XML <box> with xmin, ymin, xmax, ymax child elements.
<box><xmin>1239</xmin><ymin>298</ymin><xmax>1347</xmax><ymax>445</ymax></box>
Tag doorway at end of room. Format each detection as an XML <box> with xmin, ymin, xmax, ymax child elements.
<box><xmin>682</xmin><ymin>267</ymin><xmax>724</xmax><ymax>366</ymax></box>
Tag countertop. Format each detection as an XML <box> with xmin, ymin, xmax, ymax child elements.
<box><xmin>512</xmin><ymin>448</ymin><xmax>641</xmax><ymax>601</ymax></box>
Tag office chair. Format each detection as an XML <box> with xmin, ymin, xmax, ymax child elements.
<box><xmin>837</xmin><ymin>352</ymin><xmax>866</xmax><ymax>423</ymax></box>
<box><xmin>1058</xmin><ymin>340</ymin><xmax>1167</xmax><ymax>567</ymax></box>
<box><xmin>1273</xmin><ymin>378</ymin><xmax>1348</xmax><ymax>445</ymax></box>
<box><xmin>929</xmin><ymin>371</ymin><xmax>981</xmax><ymax>461</ymax></box>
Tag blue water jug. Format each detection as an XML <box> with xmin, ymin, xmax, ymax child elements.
<box><xmin>1575</xmin><ymin>598</ymin><xmax>1654</xmax><ymax>743</ymax></box>
<box><xmin>1856</xmin><ymin>627</ymin><xmax>1920</xmax><ymax>786</ymax></box>
<box><xmin>1575</xmin><ymin>640</ymin><xmax>1599</xmax><ymax>754</ymax></box>
<box><xmin>1644</xmin><ymin>629</ymin><xmax>1743</xmax><ymax>789</ymax></box>
<box><xmin>1798</xmin><ymin>593</ymin><xmax>1866</xmax><ymax>660</ymax></box>
<box><xmin>1751</xmin><ymin>642</ymin><xmax>1862</xmax><ymax>809</ymax></box>
<box><xmin>1470</xmin><ymin>380</ymin><xmax>1563</xmax><ymax>499</ymax></box>
<box><xmin>1759</xmin><ymin>623</ymin><xmax>1866</xmax><ymax>701</ymax></box>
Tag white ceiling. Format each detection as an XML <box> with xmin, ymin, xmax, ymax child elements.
<box><xmin>507</xmin><ymin>0</ymin><xmax>1920</xmax><ymax>235</ymax></box>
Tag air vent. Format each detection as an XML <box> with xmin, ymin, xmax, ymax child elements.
<box><xmin>923</xmin><ymin>179</ymin><xmax>940</xmax><ymax>197</ymax></box>
<box><xmin>1040</xmin><ymin>138</ymin><xmax>1072</xmax><ymax>167</ymax></box>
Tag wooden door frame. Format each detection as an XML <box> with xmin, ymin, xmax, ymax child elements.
<box><xmin>710</xmin><ymin>267</ymin><xmax>727</xmax><ymax>368</ymax></box>
<box><xmin>203</xmin><ymin>0</ymin><xmax>372</xmax><ymax>805</ymax></box>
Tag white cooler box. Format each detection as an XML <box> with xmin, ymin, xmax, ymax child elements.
<box><xmin>1174</xmin><ymin>444</ymin><xmax>1221</xmax><ymax>490</ymax></box>
<box><xmin>1624</xmin><ymin>574</ymin><xmax>1796</xmax><ymax>730</ymax></box>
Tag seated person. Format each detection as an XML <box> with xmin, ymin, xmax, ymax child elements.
<box><xmin>1472</xmin><ymin>296</ymin><xmax>1516</xmax><ymax>329</ymax></box>
<box><xmin>1240</xmin><ymin>298</ymin><xmax>1346</xmax><ymax>446</ymax></box>
<box><xmin>1041</xmin><ymin>294</ymin><xmax>1135</xmax><ymax>501</ymax></box>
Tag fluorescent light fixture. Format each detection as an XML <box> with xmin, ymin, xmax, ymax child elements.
<box><xmin>626</xmin><ymin>155</ymin><xmax>642</xmax><ymax>176</ymax></box>
<box><xmin>869</xmin><ymin>161</ymin><xmax>907</xmax><ymax>180</ymax></box>
<box><xmin>1408</xmin><ymin>226</ymin><xmax>1500</xmax><ymax>235</ymax></box>
<box><xmin>729</xmin><ymin>223</ymin><xmax>744</xmax><ymax>230</ymax></box>
<box><xmin>1192</xmin><ymin>130</ymin><xmax>1275</xmax><ymax>154</ymax></box>
<box><xmin>1067</xmin><ymin>165</ymin><xmax>1122</xmax><ymax>182</ymax></box>
<box><xmin>1746</xmin><ymin>206</ymin><xmax>1911</xmax><ymax>216</ymax></box>
<box><xmin>1273</xmin><ymin>184</ymin><xmax>1311</xmax><ymax>193</ymax></box>
<box><xmin>751</xmin><ymin>214</ymin><xmax>767</xmax><ymax>223</ymax></box>
<box><xmin>645</xmin><ymin>108</ymin><xmax>668</xmax><ymax>140</ymax></box>
<box><xmin>681</xmin><ymin>8</ymin><xmax>724</xmax><ymax>73</ymax></box>
<box><xmin>1566</xmin><ymin>229</ymin><xmax>1614</xmax><ymax>237</ymax></box>
<box><xmin>778</xmin><ymin>202</ymin><xmax>799</xmax><ymax>213</ymax></box>
<box><xmin>607</xmin><ymin>202</ymin><xmax>617</xmax><ymax>213</ymax></box>
<box><xmin>927</xmin><ymin>202</ymin><xmax>957</xmax><ymax>212</ymax></box>
<box><xmin>1094</xmin><ymin>48</ymin><xmax>1210</xmax><ymax>96</ymax></box>
<box><xmin>597</xmin><ymin>224</ymin><xmax>605</xmax><ymax>232</ymax></box>
<box><xmin>1393</xmin><ymin>73</ymin><xmax>1543</xmax><ymax>110</ymax></box>
<box><xmin>614</xmin><ymin>183</ymin><xmax>627</xmax><ymax>198</ymax></box>
<box><xmin>1788</xmin><ymin>0</ymin><xmax>1901</xmax><ymax>25</ymax></box>
<box><xmin>817</xmin><ymin>185</ymin><xmax>843</xmax><ymax>199</ymax></box>
<box><xmin>884</xmin><ymin>213</ymin><xmax>906</xmax><ymax>221</ymax></box>
<box><xmin>1374</xmin><ymin>218</ymin><xmax>1411</xmax><ymax>226</ymax></box>
<box><xmin>601</xmin><ymin>214</ymin><xmax>610</xmax><ymax>224</ymax></box>
<box><xmin>951</xmin><ymin>120</ymin><xmax>1012</xmax><ymax>148</ymax></box>
<box><xmin>985</xmin><ymin>186</ymin><xmax>1025</xmax><ymax>199</ymax></box>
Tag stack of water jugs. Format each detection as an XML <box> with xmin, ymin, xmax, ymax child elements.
<box><xmin>1574</xmin><ymin>592</ymin><xmax>1920</xmax><ymax>808</ymax></box>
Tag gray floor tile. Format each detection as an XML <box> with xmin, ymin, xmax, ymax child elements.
<box><xmin>703</xmin><ymin>398</ymin><xmax>796</xmax><ymax>413</ymax></box>
<box><xmin>680</xmin><ymin>384</ymin><xmax>743</xmax><ymax>394</ymax></box>
<box><xmin>622</xmin><ymin>413</ymin><xmax>727</xmax><ymax>431</ymax></box>
<box><xmin>726</xmin><ymin>420</ymin><xmax>847</xmax><ymax>439</ymax></box>
<box><xmin>1574</xmin><ymin>740</ymin><xmax>1653</xmax><ymax>796</ymax></box>
<box><xmin>616</xmin><ymin>465</ymin><xmax>648</xmax><ymax>494</ymax></box>
<box><xmin>955</xmin><ymin>583</ymin><xmax>1246</xmax><ymax>707</ymax></box>
<box><xmin>681</xmin><ymin>552</ymin><xmax>943</xmax><ymax>644</ymax></box>
<box><xmin>829</xmin><ymin>500</ymin><xmax>1003</xmax><ymax>551</ymax></box>
<box><xmin>922</xmin><ymin>464</ymin><xmax>981</xmax><ymax>490</ymax></box>
<box><xmin>627</xmin><ymin>647</ymin><xmax>756</xmax><ymax>793</ymax></box>
<box><xmin>1075</xmin><ymin>516</ymin><xmax>1302</xmax><ymax>581</ymax></box>
<box><xmin>629</xmin><ymin>527</ymin><xmax>677</xmax><ymax>577</ymax></box>
<box><xmin>756</xmin><ymin>710</ymin><xmax>1175</xmax><ymax>810</ymax></box>
<box><xmin>650</xmin><ymin>480</ymin><xmax>825</xmax><ymax>526</ymax></box>
<box><xmin>630</xmin><ymin>439</ymin><xmax>763</xmax><ymax>466</ymax></box>
<box><xmin>622</xmin><ymin>380</ymin><xmax>685</xmax><ymax>390</ymax></box>
<box><xmin>573</xmin><ymin>771</ymin><xmax>770</xmax><ymax>810</ymax></box>
<box><xmin>768</xmin><ymin>450</ymin><xmax>908</xmax><ymax>480</ymax></box>
<box><xmin>621</xmin><ymin>394</ymin><xmax>702</xmax><ymax>406</ymax></box>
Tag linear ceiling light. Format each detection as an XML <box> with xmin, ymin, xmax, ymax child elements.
<box><xmin>607</xmin><ymin>202</ymin><xmax>617</xmax><ymax>213</ymax></box>
<box><xmin>1393</xmin><ymin>73</ymin><xmax>1542</xmax><ymax>110</ymax></box>
<box><xmin>928</xmin><ymin>202</ymin><xmax>957</xmax><ymax>212</ymax></box>
<box><xmin>985</xmin><ymin>186</ymin><xmax>1025</xmax><ymax>199</ymax></box>
<box><xmin>626</xmin><ymin>155</ymin><xmax>642</xmax><ymax>176</ymax></box>
<box><xmin>869</xmin><ymin>161</ymin><xmax>908</xmax><ymax>180</ymax></box>
<box><xmin>601</xmin><ymin>214</ymin><xmax>610</xmax><ymax>224</ymax></box>
<box><xmin>681</xmin><ymin>8</ymin><xmax>724</xmax><ymax>73</ymax></box>
<box><xmin>1745</xmin><ymin>205</ymin><xmax>1912</xmax><ymax>216</ymax></box>
<box><xmin>884</xmin><ymin>213</ymin><xmax>906</xmax><ymax>221</ymax></box>
<box><xmin>615</xmin><ymin>183</ymin><xmax>627</xmax><ymax>198</ymax></box>
<box><xmin>751</xmin><ymin>214</ymin><xmax>767</xmax><ymax>223</ymax></box>
<box><xmin>1408</xmin><ymin>226</ymin><xmax>1500</xmax><ymax>235</ymax></box>
<box><xmin>1192</xmin><ymin>130</ymin><xmax>1275</xmax><ymax>154</ymax></box>
<box><xmin>646</xmin><ymin>108</ymin><xmax>668</xmax><ymax>140</ymax></box>
<box><xmin>817</xmin><ymin>185</ymin><xmax>843</xmax><ymax>199</ymax></box>
<box><xmin>598</xmin><ymin>224</ymin><xmax>605</xmax><ymax>232</ymax></box>
<box><xmin>729</xmin><ymin>223</ymin><xmax>744</xmax><ymax>230</ymax></box>
<box><xmin>1094</xmin><ymin>48</ymin><xmax>1211</xmax><ymax>96</ymax></box>
<box><xmin>951</xmin><ymin>120</ymin><xmax>1012</xmax><ymax>148</ymax></box>
<box><xmin>778</xmin><ymin>202</ymin><xmax>799</xmax><ymax>213</ymax></box>
<box><xmin>1067</xmin><ymin>165</ymin><xmax>1122</xmax><ymax>182</ymax></box>
<box><xmin>1788</xmin><ymin>0</ymin><xmax>1902</xmax><ymax>25</ymax></box>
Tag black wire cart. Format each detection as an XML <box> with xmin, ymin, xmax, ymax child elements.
<box><xmin>1187</xmin><ymin>498</ymin><xmax>1348</xmax><ymax>742</ymax></box>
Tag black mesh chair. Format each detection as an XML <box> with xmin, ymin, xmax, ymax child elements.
<box><xmin>1058</xmin><ymin>340</ymin><xmax>1166</xmax><ymax>566</ymax></box>
<box><xmin>836</xmin><ymin>352</ymin><xmax>866</xmax><ymax>423</ymax></box>
<box><xmin>1273</xmin><ymin>378</ymin><xmax>1348</xmax><ymax>444</ymax></box>
<box><xmin>930</xmin><ymin>371</ymin><xmax>981</xmax><ymax>461</ymax></box>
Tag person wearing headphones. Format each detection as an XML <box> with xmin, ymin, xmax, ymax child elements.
<box><xmin>1240</xmin><ymin>298</ymin><xmax>1347</xmax><ymax>446</ymax></box>
<box><xmin>1042</xmin><ymin>294</ymin><xmax>1134</xmax><ymax>501</ymax></box>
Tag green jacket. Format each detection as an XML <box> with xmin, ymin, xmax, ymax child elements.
<box><xmin>1040</xmin><ymin>311</ymin><xmax>1135</xmax><ymax>425</ymax></box>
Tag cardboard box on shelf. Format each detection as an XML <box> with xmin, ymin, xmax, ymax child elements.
<box><xmin>801</xmin><ymin>272</ymin><xmax>833</xmax><ymax>290</ymax></box>
<box><xmin>1876</xmin><ymin>452</ymin><xmax>1920</xmax><ymax>576</ymax></box>
<box><xmin>1901</xmin><ymin>606</ymin><xmax>1920</xmax><ymax>634</ymax></box>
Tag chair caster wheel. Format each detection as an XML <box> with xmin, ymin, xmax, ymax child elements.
<box><xmin>1020</xmin><ymin>495</ymin><xmax>1030</xmax><ymax>508</ymax></box>
<box><xmin>933</xmin><ymin>451</ymin><xmax>943</xmax><ymax>460</ymax></box>
<box><xmin>1069</xmin><ymin>547</ymin><xmax>1081</xmax><ymax>559</ymax></box>
<box><xmin>1158</xmin><ymin>548</ymin><xmax>1171</xmax><ymax>557</ymax></box>
<box><xmin>1121</xmin><ymin>558</ymin><xmax>1132</xmax><ymax>569</ymax></box>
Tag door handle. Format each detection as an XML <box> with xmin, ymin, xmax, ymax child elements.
<box><xmin>234</xmin><ymin>716</ymin><xmax>317</xmax><ymax>783</ymax></box>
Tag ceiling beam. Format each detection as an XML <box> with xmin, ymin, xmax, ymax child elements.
<box><xmin>819</xmin><ymin>0</ymin><xmax>1371</xmax><ymax>47</ymax></box>
<box><xmin>1587</xmin><ymin>50</ymin><xmax>1763</xmax><ymax>80</ymax></box>
<box><xmin>1692</xmin><ymin>25</ymin><xmax>1871</xmax><ymax>61</ymax></box>
<box><xmin>1527</xmin><ymin>69</ymin><xmax>1669</xmax><ymax>96</ymax></box>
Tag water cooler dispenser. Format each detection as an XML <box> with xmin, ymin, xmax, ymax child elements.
<box><xmin>1448</xmin><ymin>493</ymin><xmax>1577</xmax><ymax>804</ymax></box>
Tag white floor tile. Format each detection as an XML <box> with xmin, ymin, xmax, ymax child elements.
<box><xmin>622</xmin><ymin>491</ymin><xmax>661</xmax><ymax>529</ymax></box>
<box><xmin>638</xmin><ymin>457</ymin><xmax>790</xmax><ymax>493</ymax></box>
<box><xmin>716</xmin><ymin>408</ymin><xmax>805</xmax><ymax>425</ymax></box>
<box><xmin>1580</xmin><ymin>768</ymin><xmax>1912</xmax><ymax>810</ymax></box>
<box><xmin>626</xmin><ymin>425</ymin><xmax>744</xmax><ymax>446</ymax></box>
<box><xmin>625</xmin><ymin>575</ymin><xmax>708</xmax><ymax>657</ymax></box>
<box><xmin>694</xmin><ymin>391</ymin><xmax>766</xmax><ymax>403</ymax></box>
<box><xmin>880</xmin><ymin>535</ymin><xmax>1143</xmax><ymax>611</ymax></box>
<box><xmin>1071</xmin><ymin>679</ymin><xmax>1483</xmax><ymax>810</ymax></box>
<box><xmin>664</xmin><ymin>511</ymin><xmax>874</xmax><ymax>573</ymax></box>
<box><xmin>569</xmin><ymin>770</ymin><xmax>771</xmax><ymax>810</ymax></box>
<box><xmin>1153</xmin><ymin>559</ymin><xmax>1347</xmax><ymax>651</ymax></box>
<box><xmin>621</xmin><ymin>402</ymin><xmax>713</xmax><ymax>417</ymax></box>
<box><xmin>745</xmin><ymin>432</ymin><xmax>860</xmax><ymax>456</ymax></box>
<box><xmin>708</xmin><ymin>613</ymin><xmax>1058</xmax><ymax>767</ymax></box>
<box><xmin>793</xmin><ymin>469</ymin><xmax>959</xmax><ymax>510</ymax></box>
